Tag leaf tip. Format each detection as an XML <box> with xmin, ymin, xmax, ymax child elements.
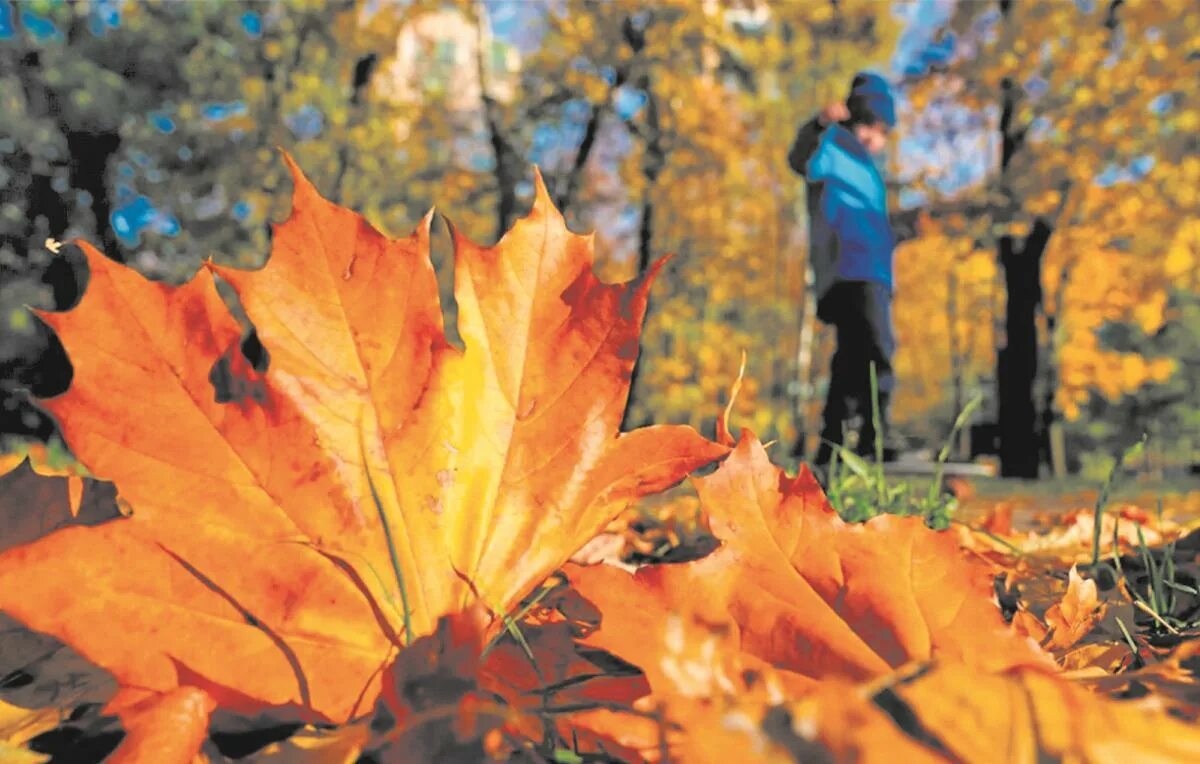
<box><xmin>419</xmin><ymin>208</ymin><xmax>437</xmax><ymax>235</ymax></box>
<box><xmin>529</xmin><ymin>166</ymin><xmax>562</xmax><ymax>221</ymax></box>
<box><xmin>279</xmin><ymin>149</ymin><xmax>319</xmax><ymax>205</ymax></box>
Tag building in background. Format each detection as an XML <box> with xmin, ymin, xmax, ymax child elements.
<box><xmin>381</xmin><ymin>5</ymin><xmax>521</xmax><ymax>127</ymax></box>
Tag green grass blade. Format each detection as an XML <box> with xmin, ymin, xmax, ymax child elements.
<box><xmin>1110</xmin><ymin>517</ymin><xmax>1123</xmax><ymax>575</ymax></box>
<box><xmin>827</xmin><ymin>444</ymin><xmax>843</xmax><ymax>508</ymax></box>
<box><xmin>1091</xmin><ymin>434</ymin><xmax>1147</xmax><ymax>570</ymax></box>
<box><xmin>929</xmin><ymin>395</ymin><xmax>983</xmax><ymax>505</ymax></box>
<box><xmin>1136</xmin><ymin>523</ymin><xmax>1165</xmax><ymax>618</ymax></box>
<box><xmin>869</xmin><ymin>363</ymin><xmax>884</xmax><ymax>499</ymax></box>
<box><xmin>482</xmin><ymin>581</ymin><xmax>558</xmax><ymax>659</ymax></box>
<box><xmin>359</xmin><ymin>427</ymin><xmax>413</xmax><ymax>647</ymax></box>
<box><xmin>1164</xmin><ymin>580</ymin><xmax>1198</xmax><ymax>595</ymax></box>
<box><xmin>1114</xmin><ymin>616</ymin><xmax>1139</xmax><ymax>661</ymax></box>
<box><xmin>834</xmin><ymin>445</ymin><xmax>873</xmax><ymax>482</ymax></box>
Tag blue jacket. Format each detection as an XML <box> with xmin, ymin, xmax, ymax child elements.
<box><xmin>788</xmin><ymin>120</ymin><xmax>895</xmax><ymax>306</ymax></box>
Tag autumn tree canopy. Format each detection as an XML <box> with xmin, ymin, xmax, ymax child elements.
<box><xmin>2</xmin><ymin>0</ymin><xmax>1196</xmax><ymax>472</ymax></box>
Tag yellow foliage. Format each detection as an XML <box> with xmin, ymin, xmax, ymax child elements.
<box><xmin>892</xmin><ymin>230</ymin><xmax>996</xmax><ymax>426</ymax></box>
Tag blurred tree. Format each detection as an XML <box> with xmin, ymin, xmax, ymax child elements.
<box><xmin>0</xmin><ymin>0</ymin><xmax>409</xmax><ymax>438</ymax></box>
<box><xmin>511</xmin><ymin>0</ymin><xmax>897</xmax><ymax>450</ymax></box>
<box><xmin>917</xmin><ymin>0</ymin><xmax>1200</xmax><ymax>475</ymax></box>
<box><xmin>891</xmin><ymin>213</ymin><xmax>997</xmax><ymax>449</ymax></box>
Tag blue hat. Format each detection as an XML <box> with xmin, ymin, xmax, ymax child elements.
<box><xmin>848</xmin><ymin>71</ymin><xmax>896</xmax><ymax>128</ymax></box>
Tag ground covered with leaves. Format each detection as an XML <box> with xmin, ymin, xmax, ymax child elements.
<box><xmin>3</xmin><ymin>161</ymin><xmax>1200</xmax><ymax>763</ymax></box>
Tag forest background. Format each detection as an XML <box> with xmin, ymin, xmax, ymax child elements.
<box><xmin>0</xmin><ymin>0</ymin><xmax>1196</xmax><ymax>481</ymax></box>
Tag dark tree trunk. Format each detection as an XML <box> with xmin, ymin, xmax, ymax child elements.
<box><xmin>555</xmin><ymin>16</ymin><xmax>646</xmax><ymax>216</ymax></box>
<box><xmin>65</xmin><ymin>130</ymin><xmax>121</xmax><ymax>261</ymax></box>
<box><xmin>997</xmin><ymin>221</ymin><xmax>1051</xmax><ymax>477</ymax></box>
<box><xmin>620</xmin><ymin>76</ymin><xmax>664</xmax><ymax>432</ymax></box>
<box><xmin>473</xmin><ymin>6</ymin><xmax>522</xmax><ymax>241</ymax></box>
<box><xmin>993</xmin><ymin>44</ymin><xmax>1054</xmax><ymax>477</ymax></box>
<box><xmin>486</xmin><ymin>115</ymin><xmax>522</xmax><ymax>241</ymax></box>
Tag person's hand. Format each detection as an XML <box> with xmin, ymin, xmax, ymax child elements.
<box><xmin>818</xmin><ymin>101</ymin><xmax>850</xmax><ymax>126</ymax></box>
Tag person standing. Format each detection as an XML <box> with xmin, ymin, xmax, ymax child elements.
<box><xmin>788</xmin><ymin>71</ymin><xmax>899</xmax><ymax>467</ymax></box>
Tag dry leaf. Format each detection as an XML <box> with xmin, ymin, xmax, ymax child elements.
<box><xmin>108</xmin><ymin>687</ymin><xmax>215</xmax><ymax>764</ymax></box>
<box><xmin>244</xmin><ymin>723</ymin><xmax>370</xmax><ymax>764</ymax></box>
<box><xmin>1043</xmin><ymin>564</ymin><xmax>1106</xmax><ymax>650</ymax></box>
<box><xmin>1058</xmin><ymin>642</ymin><xmax>1132</xmax><ymax>674</ymax></box>
<box><xmin>570</xmin><ymin>433</ymin><xmax>1050</xmax><ymax>685</ymax></box>
<box><xmin>1073</xmin><ymin>639</ymin><xmax>1200</xmax><ymax>721</ymax></box>
<box><xmin>882</xmin><ymin>662</ymin><xmax>1200</xmax><ymax>763</ymax></box>
<box><xmin>0</xmin><ymin>157</ymin><xmax>725</xmax><ymax>723</ymax></box>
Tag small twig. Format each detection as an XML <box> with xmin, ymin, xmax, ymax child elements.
<box><xmin>1133</xmin><ymin>599</ymin><xmax>1180</xmax><ymax>635</ymax></box>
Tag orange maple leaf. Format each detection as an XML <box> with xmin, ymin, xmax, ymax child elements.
<box><xmin>0</xmin><ymin>157</ymin><xmax>726</xmax><ymax>724</ymax></box>
<box><xmin>1043</xmin><ymin>564</ymin><xmax>1106</xmax><ymax>651</ymax></box>
<box><xmin>569</xmin><ymin>432</ymin><xmax>1051</xmax><ymax>686</ymax></box>
<box><xmin>560</xmin><ymin>435</ymin><xmax>1200</xmax><ymax>762</ymax></box>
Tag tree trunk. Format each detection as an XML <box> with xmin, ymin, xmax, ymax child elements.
<box><xmin>997</xmin><ymin>220</ymin><xmax>1051</xmax><ymax>477</ymax></box>
<box><xmin>620</xmin><ymin>81</ymin><xmax>664</xmax><ymax>432</ymax></box>
<box><xmin>474</xmin><ymin>5</ymin><xmax>521</xmax><ymax>240</ymax></box>
<box><xmin>556</xmin><ymin>16</ymin><xmax>646</xmax><ymax>216</ymax></box>
<box><xmin>992</xmin><ymin>23</ymin><xmax>1054</xmax><ymax>476</ymax></box>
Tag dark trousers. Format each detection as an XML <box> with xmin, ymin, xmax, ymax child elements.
<box><xmin>814</xmin><ymin>280</ymin><xmax>896</xmax><ymax>465</ymax></box>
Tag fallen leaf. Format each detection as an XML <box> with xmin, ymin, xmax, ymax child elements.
<box><xmin>0</xmin><ymin>742</ymin><xmax>49</xmax><ymax>764</ymax></box>
<box><xmin>0</xmin><ymin>612</ymin><xmax>116</xmax><ymax>735</ymax></box>
<box><xmin>373</xmin><ymin>606</ymin><xmax>544</xmax><ymax>763</ymax></box>
<box><xmin>881</xmin><ymin>662</ymin><xmax>1200</xmax><ymax>762</ymax></box>
<box><xmin>568</xmin><ymin>532</ymin><xmax>631</xmax><ymax>570</ymax></box>
<box><xmin>0</xmin><ymin>158</ymin><xmax>725</xmax><ymax>723</ymax></box>
<box><xmin>244</xmin><ymin>723</ymin><xmax>370</xmax><ymax>764</ymax></box>
<box><xmin>569</xmin><ymin>432</ymin><xmax>1050</xmax><ymax>685</ymax></box>
<box><xmin>1021</xmin><ymin>508</ymin><xmax>1169</xmax><ymax>561</ymax></box>
<box><xmin>0</xmin><ymin>699</ymin><xmax>60</xmax><ymax>759</ymax></box>
<box><xmin>1043</xmin><ymin>565</ymin><xmax>1106</xmax><ymax>650</ymax></box>
<box><xmin>368</xmin><ymin>580</ymin><xmax>653</xmax><ymax>760</ymax></box>
<box><xmin>1058</xmin><ymin>642</ymin><xmax>1132</xmax><ymax>674</ymax></box>
<box><xmin>109</xmin><ymin>687</ymin><xmax>215</xmax><ymax>764</ymax></box>
<box><xmin>782</xmin><ymin>679</ymin><xmax>947</xmax><ymax>763</ymax></box>
<box><xmin>978</xmin><ymin>501</ymin><xmax>1013</xmax><ymax>535</ymax></box>
<box><xmin>1010</xmin><ymin>609</ymin><xmax>1049</xmax><ymax>644</ymax></box>
<box><xmin>1073</xmin><ymin>638</ymin><xmax>1200</xmax><ymax>721</ymax></box>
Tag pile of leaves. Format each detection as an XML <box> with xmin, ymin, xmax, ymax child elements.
<box><xmin>4</xmin><ymin>160</ymin><xmax>1200</xmax><ymax>763</ymax></box>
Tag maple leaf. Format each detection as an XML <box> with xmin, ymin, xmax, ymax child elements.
<box><xmin>569</xmin><ymin>432</ymin><xmax>1051</xmax><ymax>685</ymax></box>
<box><xmin>0</xmin><ymin>157</ymin><xmax>725</xmax><ymax>724</ymax></box>
<box><xmin>555</xmin><ymin>432</ymin><xmax>1054</xmax><ymax>761</ymax></box>
<box><xmin>1043</xmin><ymin>564</ymin><xmax>1106</xmax><ymax>651</ymax></box>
